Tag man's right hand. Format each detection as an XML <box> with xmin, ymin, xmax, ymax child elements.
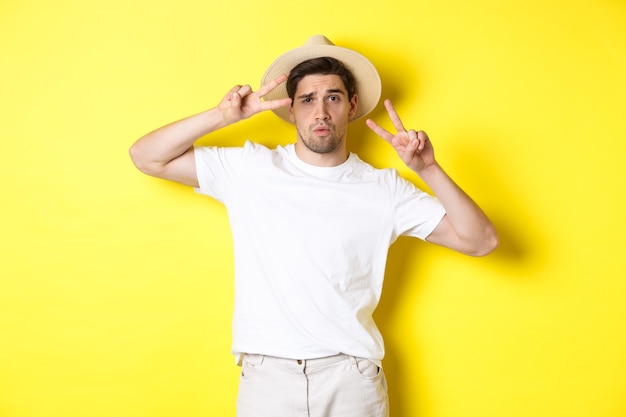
<box><xmin>219</xmin><ymin>74</ymin><xmax>292</xmax><ymax>125</ymax></box>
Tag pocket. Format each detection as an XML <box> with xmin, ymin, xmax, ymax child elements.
<box><xmin>240</xmin><ymin>354</ymin><xmax>263</xmax><ymax>380</ymax></box>
<box><xmin>355</xmin><ymin>358</ymin><xmax>381</xmax><ymax>379</ymax></box>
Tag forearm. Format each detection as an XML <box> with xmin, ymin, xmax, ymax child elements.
<box><xmin>129</xmin><ymin>107</ymin><xmax>227</xmax><ymax>175</ymax></box>
<box><xmin>417</xmin><ymin>163</ymin><xmax>499</xmax><ymax>256</ymax></box>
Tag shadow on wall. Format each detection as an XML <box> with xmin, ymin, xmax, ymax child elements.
<box><xmin>375</xmin><ymin>236</ymin><xmax>430</xmax><ymax>417</ymax></box>
<box><xmin>374</xmin><ymin>210</ymin><xmax>536</xmax><ymax>416</ymax></box>
<box><xmin>357</xmin><ymin>127</ymin><xmax>542</xmax><ymax>416</ymax></box>
<box><xmin>443</xmin><ymin>130</ymin><xmax>547</xmax><ymax>271</ymax></box>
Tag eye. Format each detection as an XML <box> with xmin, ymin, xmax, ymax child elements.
<box><xmin>303</xmin><ymin>97</ymin><xmax>312</xmax><ymax>103</ymax></box>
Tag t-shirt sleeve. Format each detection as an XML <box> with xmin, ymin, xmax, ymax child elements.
<box><xmin>391</xmin><ymin>170</ymin><xmax>447</xmax><ymax>240</ymax></box>
<box><xmin>193</xmin><ymin>143</ymin><xmax>249</xmax><ymax>203</ymax></box>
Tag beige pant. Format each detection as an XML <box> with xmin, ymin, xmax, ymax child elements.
<box><xmin>236</xmin><ymin>353</ymin><xmax>389</xmax><ymax>417</ymax></box>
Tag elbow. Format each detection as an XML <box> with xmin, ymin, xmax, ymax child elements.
<box><xmin>470</xmin><ymin>227</ymin><xmax>499</xmax><ymax>257</ymax></box>
<box><xmin>129</xmin><ymin>143</ymin><xmax>156</xmax><ymax>176</ymax></box>
<box><xmin>129</xmin><ymin>143</ymin><xmax>143</xmax><ymax>170</ymax></box>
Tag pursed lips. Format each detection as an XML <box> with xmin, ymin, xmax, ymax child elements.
<box><xmin>312</xmin><ymin>124</ymin><xmax>331</xmax><ymax>136</ymax></box>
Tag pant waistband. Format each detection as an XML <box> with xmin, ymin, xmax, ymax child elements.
<box><xmin>242</xmin><ymin>353</ymin><xmax>353</xmax><ymax>368</ymax></box>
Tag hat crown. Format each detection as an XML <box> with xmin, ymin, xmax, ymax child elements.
<box><xmin>304</xmin><ymin>35</ymin><xmax>335</xmax><ymax>47</ymax></box>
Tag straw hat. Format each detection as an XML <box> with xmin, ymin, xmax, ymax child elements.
<box><xmin>260</xmin><ymin>35</ymin><xmax>381</xmax><ymax>123</ymax></box>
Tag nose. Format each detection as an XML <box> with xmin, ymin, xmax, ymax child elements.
<box><xmin>315</xmin><ymin>102</ymin><xmax>329</xmax><ymax>120</ymax></box>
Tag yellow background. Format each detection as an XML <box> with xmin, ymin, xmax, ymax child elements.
<box><xmin>1</xmin><ymin>0</ymin><xmax>625</xmax><ymax>416</ymax></box>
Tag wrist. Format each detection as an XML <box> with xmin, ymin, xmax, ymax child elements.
<box><xmin>414</xmin><ymin>161</ymin><xmax>441</xmax><ymax>179</ymax></box>
<box><xmin>205</xmin><ymin>107</ymin><xmax>232</xmax><ymax>130</ymax></box>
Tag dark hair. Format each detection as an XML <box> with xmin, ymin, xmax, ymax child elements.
<box><xmin>286</xmin><ymin>56</ymin><xmax>357</xmax><ymax>101</ymax></box>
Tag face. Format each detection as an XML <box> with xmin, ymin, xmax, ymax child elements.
<box><xmin>289</xmin><ymin>74</ymin><xmax>358</xmax><ymax>156</ymax></box>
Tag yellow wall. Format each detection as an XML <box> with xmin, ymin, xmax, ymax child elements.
<box><xmin>1</xmin><ymin>1</ymin><xmax>625</xmax><ymax>416</ymax></box>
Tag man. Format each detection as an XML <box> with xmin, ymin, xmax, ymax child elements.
<box><xmin>129</xmin><ymin>35</ymin><xmax>498</xmax><ymax>417</ymax></box>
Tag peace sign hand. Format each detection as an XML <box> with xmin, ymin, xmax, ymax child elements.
<box><xmin>218</xmin><ymin>74</ymin><xmax>292</xmax><ymax>125</ymax></box>
<box><xmin>366</xmin><ymin>99</ymin><xmax>436</xmax><ymax>173</ymax></box>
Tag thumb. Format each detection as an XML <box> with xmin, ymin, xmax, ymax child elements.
<box><xmin>407</xmin><ymin>129</ymin><xmax>420</xmax><ymax>152</ymax></box>
<box><xmin>230</xmin><ymin>92</ymin><xmax>241</xmax><ymax>107</ymax></box>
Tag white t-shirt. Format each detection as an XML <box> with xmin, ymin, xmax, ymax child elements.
<box><xmin>194</xmin><ymin>141</ymin><xmax>446</xmax><ymax>364</ymax></box>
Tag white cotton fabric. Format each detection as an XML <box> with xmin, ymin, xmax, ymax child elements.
<box><xmin>194</xmin><ymin>141</ymin><xmax>445</xmax><ymax>364</ymax></box>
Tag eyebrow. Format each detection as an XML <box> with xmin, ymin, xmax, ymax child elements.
<box><xmin>296</xmin><ymin>88</ymin><xmax>346</xmax><ymax>99</ymax></box>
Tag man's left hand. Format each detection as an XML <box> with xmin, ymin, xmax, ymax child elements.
<box><xmin>366</xmin><ymin>99</ymin><xmax>435</xmax><ymax>173</ymax></box>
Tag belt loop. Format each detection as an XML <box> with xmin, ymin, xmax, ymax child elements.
<box><xmin>350</xmin><ymin>355</ymin><xmax>358</xmax><ymax>366</ymax></box>
<box><xmin>260</xmin><ymin>355</ymin><xmax>265</xmax><ymax>365</ymax></box>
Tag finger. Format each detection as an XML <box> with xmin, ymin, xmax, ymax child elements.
<box><xmin>365</xmin><ymin>118</ymin><xmax>394</xmax><ymax>143</ymax></box>
<box><xmin>263</xmin><ymin>97</ymin><xmax>292</xmax><ymax>110</ymax></box>
<box><xmin>406</xmin><ymin>129</ymin><xmax>422</xmax><ymax>152</ymax></box>
<box><xmin>223</xmin><ymin>85</ymin><xmax>242</xmax><ymax>101</ymax></box>
<box><xmin>384</xmin><ymin>99</ymin><xmax>407</xmax><ymax>133</ymax></box>
<box><xmin>416</xmin><ymin>130</ymin><xmax>429</xmax><ymax>150</ymax></box>
<box><xmin>408</xmin><ymin>129</ymin><xmax>423</xmax><ymax>151</ymax></box>
<box><xmin>257</xmin><ymin>74</ymin><xmax>288</xmax><ymax>98</ymax></box>
<box><xmin>237</xmin><ymin>84</ymin><xmax>253</xmax><ymax>97</ymax></box>
<box><xmin>227</xmin><ymin>84</ymin><xmax>242</xmax><ymax>94</ymax></box>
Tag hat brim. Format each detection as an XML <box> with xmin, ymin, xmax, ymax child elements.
<box><xmin>261</xmin><ymin>42</ymin><xmax>381</xmax><ymax>123</ymax></box>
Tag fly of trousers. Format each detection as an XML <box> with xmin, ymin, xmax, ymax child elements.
<box><xmin>236</xmin><ymin>353</ymin><xmax>389</xmax><ymax>417</ymax></box>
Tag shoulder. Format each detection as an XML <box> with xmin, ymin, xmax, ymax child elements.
<box><xmin>195</xmin><ymin>140</ymin><xmax>273</xmax><ymax>161</ymax></box>
<box><xmin>347</xmin><ymin>153</ymin><xmax>404</xmax><ymax>183</ymax></box>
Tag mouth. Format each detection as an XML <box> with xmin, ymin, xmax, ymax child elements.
<box><xmin>312</xmin><ymin>125</ymin><xmax>331</xmax><ymax>136</ymax></box>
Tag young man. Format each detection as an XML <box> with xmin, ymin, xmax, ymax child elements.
<box><xmin>129</xmin><ymin>35</ymin><xmax>498</xmax><ymax>417</ymax></box>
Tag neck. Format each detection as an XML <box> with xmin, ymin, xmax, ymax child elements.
<box><xmin>294</xmin><ymin>141</ymin><xmax>349</xmax><ymax>167</ymax></box>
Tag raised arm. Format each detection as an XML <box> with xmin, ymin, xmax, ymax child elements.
<box><xmin>366</xmin><ymin>99</ymin><xmax>498</xmax><ymax>256</ymax></box>
<box><xmin>129</xmin><ymin>75</ymin><xmax>292</xmax><ymax>187</ymax></box>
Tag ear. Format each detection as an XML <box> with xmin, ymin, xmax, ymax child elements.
<box><xmin>289</xmin><ymin>105</ymin><xmax>295</xmax><ymax>122</ymax></box>
<box><xmin>348</xmin><ymin>94</ymin><xmax>359</xmax><ymax>119</ymax></box>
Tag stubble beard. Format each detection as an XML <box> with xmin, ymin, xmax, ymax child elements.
<box><xmin>297</xmin><ymin>123</ymin><xmax>345</xmax><ymax>154</ymax></box>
